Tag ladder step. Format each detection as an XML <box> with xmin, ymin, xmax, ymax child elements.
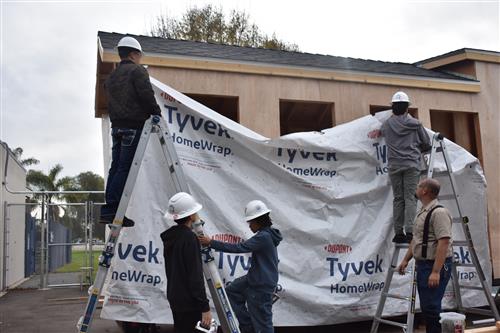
<box><xmin>452</xmin><ymin>217</ymin><xmax>464</xmax><ymax>224</ymax></box>
<box><xmin>453</xmin><ymin>263</ymin><xmax>475</xmax><ymax>267</ymax></box>
<box><xmin>374</xmin><ymin>317</ymin><xmax>408</xmax><ymax>329</ymax></box>
<box><xmin>438</xmin><ymin>194</ymin><xmax>456</xmax><ymax>201</ymax></box>
<box><xmin>458</xmin><ymin>285</ymin><xmax>484</xmax><ymax>291</ymax></box>
<box><xmin>384</xmin><ymin>292</ymin><xmax>411</xmax><ymax>301</ymax></box>
<box><xmin>453</xmin><ymin>240</ymin><xmax>470</xmax><ymax>246</ymax></box>
<box><xmin>421</xmin><ymin>170</ymin><xmax>449</xmax><ymax>177</ymax></box>
<box><xmin>463</xmin><ymin>307</ymin><xmax>496</xmax><ymax>316</ymax></box>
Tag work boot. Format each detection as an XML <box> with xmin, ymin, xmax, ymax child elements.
<box><xmin>405</xmin><ymin>233</ymin><xmax>413</xmax><ymax>243</ymax></box>
<box><xmin>99</xmin><ymin>215</ymin><xmax>135</xmax><ymax>227</ymax></box>
<box><xmin>392</xmin><ymin>233</ymin><xmax>407</xmax><ymax>244</ymax></box>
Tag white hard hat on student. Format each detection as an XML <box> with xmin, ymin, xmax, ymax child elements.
<box><xmin>244</xmin><ymin>200</ymin><xmax>271</xmax><ymax>221</ymax></box>
<box><xmin>391</xmin><ymin>91</ymin><xmax>411</xmax><ymax>104</ymax></box>
<box><xmin>117</xmin><ymin>36</ymin><xmax>142</xmax><ymax>53</ymax></box>
<box><xmin>166</xmin><ymin>192</ymin><xmax>202</xmax><ymax>220</ymax></box>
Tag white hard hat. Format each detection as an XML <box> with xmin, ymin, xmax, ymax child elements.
<box><xmin>391</xmin><ymin>91</ymin><xmax>410</xmax><ymax>104</ymax></box>
<box><xmin>117</xmin><ymin>36</ymin><xmax>142</xmax><ymax>53</ymax></box>
<box><xmin>244</xmin><ymin>200</ymin><xmax>271</xmax><ymax>221</ymax></box>
<box><xmin>166</xmin><ymin>192</ymin><xmax>202</xmax><ymax>220</ymax></box>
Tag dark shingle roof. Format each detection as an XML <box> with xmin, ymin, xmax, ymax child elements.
<box><xmin>98</xmin><ymin>31</ymin><xmax>475</xmax><ymax>82</ymax></box>
<box><xmin>415</xmin><ymin>48</ymin><xmax>500</xmax><ymax>65</ymax></box>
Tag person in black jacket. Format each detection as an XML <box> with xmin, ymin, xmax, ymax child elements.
<box><xmin>100</xmin><ymin>36</ymin><xmax>162</xmax><ymax>227</ymax></box>
<box><xmin>161</xmin><ymin>192</ymin><xmax>212</xmax><ymax>333</ymax></box>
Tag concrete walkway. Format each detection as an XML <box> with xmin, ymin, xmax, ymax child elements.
<box><xmin>0</xmin><ymin>287</ymin><xmax>425</xmax><ymax>333</ymax></box>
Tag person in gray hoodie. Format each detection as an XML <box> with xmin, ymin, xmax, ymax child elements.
<box><xmin>198</xmin><ymin>200</ymin><xmax>282</xmax><ymax>333</ymax></box>
<box><xmin>377</xmin><ymin>91</ymin><xmax>431</xmax><ymax>243</ymax></box>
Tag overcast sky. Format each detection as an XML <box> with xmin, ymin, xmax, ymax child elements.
<box><xmin>1</xmin><ymin>0</ymin><xmax>499</xmax><ymax>178</ymax></box>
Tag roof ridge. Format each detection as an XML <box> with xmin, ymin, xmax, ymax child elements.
<box><xmin>98</xmin><ymin>30</ymin><xmax>421</xmax><ymax>66</ymax></box>
<box><xmin>97</xmin><ymin>31</ymin><xmax>477</xmax><ymax>82</ymax></box>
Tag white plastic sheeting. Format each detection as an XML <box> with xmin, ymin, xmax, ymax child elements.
<box><xmin>100</xmin><ymin>78</ymin><xmax>491</xmax><ymax>326</ymax></box>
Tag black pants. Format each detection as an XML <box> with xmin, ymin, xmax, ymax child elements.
<box><xmin>172</xmin><ymin>311</ymin><xmax>202</xmax><ymax>333</ymax></box>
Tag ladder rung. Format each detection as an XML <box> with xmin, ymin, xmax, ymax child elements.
<box><xmin>454</xmin><ymin>263</ymin><xmax>475</xmax><ymax>267</ymax></box>
<box><xmin>453</xmin><ymin>241</ymin><xmax>470</xmax><ymax>246</ymax></box>
<box><xmin>463</xmin><ymin>307</ymin><xmax>496</xmax><ymax>316</ymax></box>
<box><xmin>458</xmin><ymin>285</ymin><xmax>483</xmax><ymax>291</ymax></box>
<box><xmin>438</xmin><ymin>194</ymin><xmax>456</xmax><ymax>201</ymax></box>
<box><xmin>452</xmin><ymin>217</ymin><xmax>464</xmax><ymax>224</ymax></box>
<box><xmin>374</xmin><ymin>317</ymin><xmax>408</xmax><ymax>329</ymax></box>
<box><xmin>422</xmin><ymin>171</ymin><xmax>449</xmax><ymax>178</ymax></box>
<box><xmin>384</xmin><ymin>292</ymin><xmax>411</xmax><ymax>301</ymax></box>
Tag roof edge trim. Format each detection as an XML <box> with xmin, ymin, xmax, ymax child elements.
<box><xmin>101</xmin><ymin>49</ymin><xmax>481</xmax><ymax>93</ymax></box>
<box><xmin>418</xmin><ymin>49</ymin><xmax>500</xmax><ymax>69</ymax></box>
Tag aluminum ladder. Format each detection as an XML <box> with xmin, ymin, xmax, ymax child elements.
<box><xmin>77</xmin><ymin>115</ymin><xmax>240</xmax><ymax>333</ymax></box>
<box><xmin>371</xmin><ymin>132</ymin><xmax>500</xmax><ymax>332</ymax></box>
<box><xmin>370</xmin><ymin>243</ymin><xmax>418</xmax><ymax>333</ymax></box>
<box><xmin>427</xmin><ymin>133</ymin><xmax>500</xmax><ymax>324</ymax></box>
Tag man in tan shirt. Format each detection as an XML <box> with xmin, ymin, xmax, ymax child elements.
<box><xmin>397</xmin><ymin>178</ymin><xmax>453</xmax><ymax>333</ymax></box>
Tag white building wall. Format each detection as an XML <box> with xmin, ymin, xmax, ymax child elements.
<box><xmin>0</xmin><ymin>142</ymin><xmax>27</xmax><ymax>290</ymax></box>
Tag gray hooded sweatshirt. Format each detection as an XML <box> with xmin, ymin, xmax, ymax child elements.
<box><xmin>381</xmin><ymin>113</ymin><xmax>431</xmax><ymax>169</ymax></box>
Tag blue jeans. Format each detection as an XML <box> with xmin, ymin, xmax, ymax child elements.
<box><xmin>101</xmin><ymin>128</ymin><xmax>141</xmax><ymax>218</ymax></box>
<box><xmin>416</xmin><ymin>257</ymin><xmax>452</xmax><ymax>333</ymax></box>
<box><xmin>389</xmin><ymin>166</ymin><xmax>420</xmax><ymax>234</ymax></box>
<box><xmin>226</xmin><ymin>276</ymin><xmax>274</xmax><ymax>333</ymax></box>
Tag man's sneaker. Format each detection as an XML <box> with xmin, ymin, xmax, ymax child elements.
<box><xmin>99</xmin><ymin>215</ymin><xmax>135</xmax><ymax>227</ymax></box>
<box><xmin>392</xmin><ymin>233</ymin><xmax>407</xmax><ymax>244</ymax></box>
<box><xmin>405</xmin><ymin>233</ymin><xmax>413</xmax><ymax>243</ymax></box>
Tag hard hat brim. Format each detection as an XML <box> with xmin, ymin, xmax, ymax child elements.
<box><xmin>245</xmin><ymin>209</ymin><xmax>271</xmax><ymax>222</ymax></box>
<box><xmin>165</xmin><ymin>203</ymin><xmax>202</xmax><ymax>220</ymax></box>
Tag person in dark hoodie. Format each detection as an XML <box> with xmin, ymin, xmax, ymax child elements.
<box><xmin>160</xmin><ymin>192</ymin><xmax>212</xmax><ymax>333</ymax></box>
<box><xmin>370</xmin><ymin>91</ymin><xmax>431</xmax><ymax>243</ymax></box>
<box><xmin>100</xmin><ymin>36</ymin><xmax>162</xmax><ymax>227</ymax></box>
<box><xmin>198</xmin><ymin>200</ymin><xmax>283</xmax><ymax>333</ymax></box>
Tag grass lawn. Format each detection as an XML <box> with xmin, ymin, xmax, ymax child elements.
<box><xmin>55</xmin><ymin>250</ymin><xmax>101</xmax><ymax>275</ymax></box>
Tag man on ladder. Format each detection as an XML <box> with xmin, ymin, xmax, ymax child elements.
<box><xmin>368</xmin><ymin>91</ymin><xmax>431</xmax><ymax>244</ymax></box>
<box><xmin>99</xmin><ymin>35</ymin><xmax>162</xmax><ymax>227</ymax></box>
<box><xmin>397</xmin><ymin>178</ymin><xmax>453</xmax><ymax>333</ymax></box>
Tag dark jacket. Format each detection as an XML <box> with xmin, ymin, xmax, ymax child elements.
<box><xmin>210</xmin><ymin>227</ymin><xmax>282</xmax><ymax>292</ymax></box>
<box><xmin>381</xmin><ymin>113</ymin><xmax>431</xmax><ymax>168</ymax></box>
<box><xmin>105</xmin><ymin>60</ymin><xmax>161</xmax><ymax>129</ymax></box>
<box><xmin>160</xmin><ymin>225</ymin><xmax>209</xmax><ymax>313</ymax></box>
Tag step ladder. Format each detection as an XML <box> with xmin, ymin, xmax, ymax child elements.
<box><xmin>370</xmin><ymin>132</ymin><xmax>500</xmax><ymax>332</ymax></box>
<box><xmin>428</xmin><ymin>133</ymin><xmax>500</xmax><ymax>322</ymax></box>
<box><xmin>77</xmin><ymin>115</ymin><xmax>240</xmax><ymax>333</ymax></box>
<box><xmin>370</xmin><ymin>244</ymin><xmax>418</xmax><ymax>333</ymax></box>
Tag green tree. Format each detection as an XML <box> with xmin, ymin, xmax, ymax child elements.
<box><xmin>26</xmin><ymin>164</ymin><xmax>72</xmax><ymax>203</ymax></box>
<box><xmin>63</xmin><ymin>171</ymin><xmax>104</xmax><ymax>204</ymax></box>
<box><xmin>26</xmin><ymin>164</ymin><xmax>73</xmax><ymax>235</ymax></box>
<box><xmin>151</xmin><ymin>5</ymin><xmax>299</xmax><ymax>51</ymax></box>
<box><xmin>62</xmin><ymin>171</ymin><xmax>105</xmax><ymax>241</ymax></box>
<box><xmin>12</xmin><ymin>147</ymin><xmax>40</xmax><ymax>167</ymax></box>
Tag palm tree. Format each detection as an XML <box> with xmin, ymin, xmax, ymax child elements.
<box><xmin>27</xmin><ymin>164</ymin><xmax>74</xmax><ymax>225</ymax></box>
<box><xmin>26</xmin><ymin>164</ymin><xmax>72</xmax><ymax>203</ymax></box>
<box><xmin>12</xmin><ymin>147</ymin><xmax>40</xmax><ymax>167</ymax></box>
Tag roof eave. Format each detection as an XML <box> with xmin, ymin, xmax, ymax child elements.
<box><xmin>100</xmin><ymin>48</ymin><xmax>481</xmax><ymax>93</ymax></box>
<box><xmin>418</xmin><ymin>49</ymin><xmax>500</xmax><ymax>69</ymax></box>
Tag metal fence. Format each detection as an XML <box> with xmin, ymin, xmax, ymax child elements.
<box><xmin>3</xmin><ymin>198</ymin><xmax>107</xmax><ymax>290</ymax></box>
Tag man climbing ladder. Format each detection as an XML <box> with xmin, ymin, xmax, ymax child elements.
<box><xmin>78</xmin><ymin>115</ymin><xmax>240</xmax><ymax>333</ymax></box>
<box><xmin>397</xmin><ymin>178</ymin><xmax>453</xmax><ymax>333</ymax></box>
<box><xmin>99</xmin><ymin>35</ymin><xmax>162</xmax><ymax>227</ymax></box>
<box><xmin>370</xmin><ymin>132</ymin><xmax>500</xmax><ymax>333</ymax></box>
